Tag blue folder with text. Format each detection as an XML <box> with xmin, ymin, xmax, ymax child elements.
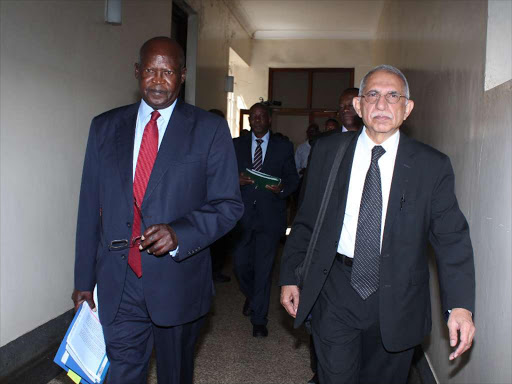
<box><xmin>54</xmin><ymin>301</ymin><xmax>109</xmax><ymax>384</ymax></box>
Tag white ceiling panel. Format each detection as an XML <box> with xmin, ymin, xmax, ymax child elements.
<box><xmin>224</xmin><ymin>0</ymin><xmax>385</xmax><ymax>40</ymax></box>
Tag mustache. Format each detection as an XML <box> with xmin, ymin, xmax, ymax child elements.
<box><xmin>147</xmin><ymin>88</ymin><xmax>168</xmax><ymax>94</ymax></box>
<box><xmin>371</xmin><ymin>112</ymin><xmax>392</xmax><ymax>119</ymax></box>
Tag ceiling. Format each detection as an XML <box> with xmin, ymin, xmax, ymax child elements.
<box><xmin>224</xmin><ymin>0</ymin><xmax>385</xmax><ymax>40</ymax></box>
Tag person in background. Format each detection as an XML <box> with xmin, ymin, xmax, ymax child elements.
<box><xmin>295</xmin><ymin>123</ymin><xmax>320</xmax><ymax>177</ymax></box>
<box><xmin>207</xmin><ymin>108</ymin><xmax>233</xmax><ymax>283</ymax></box>
<box><xmin>339</xmin><ymin>87</ymin><xmax>363</xmax><ymax>132</ymax></box>
<box><xmin>232</xmin><ymin>103</ymin><xmax>299</xmax><ymax>338</ymax></box>
<box><xmin>324</xmin><ymin>118</ymin><xmax>340</xmax><ymax>132</ymax></box>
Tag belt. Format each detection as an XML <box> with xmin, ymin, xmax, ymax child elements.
<box><xmin>336</xmin><ymin>253</ymin><xmax>353</xmax><ymax>267</ymax></box>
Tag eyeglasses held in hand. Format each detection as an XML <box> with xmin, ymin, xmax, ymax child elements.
<box><xmin>108</xmin><ymin>199</ymin><xmax>146</xmax><ymax>251</ymax></box>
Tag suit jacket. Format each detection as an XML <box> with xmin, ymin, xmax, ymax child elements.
<box><xmin>280</xmin><ymin>130</ymin><xmax>475</xmax><ymax>352</ymax></box>
<box><xmin>233</xmin><ymin>133</ymin><xmax>299</xmax><ymax>235</ymax></box>
<box><xmin>75</xmin><ymin>101</ymin><xmax>244</xmax><ymax>327</ymax></box>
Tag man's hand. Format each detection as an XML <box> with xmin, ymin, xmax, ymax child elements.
<box><xmin>72</xmin><ymin>289</ymin><xmax>96</xmax><ymax>312</ymax></box>
<box><xmin>447</xmin><ymin>308</ymin><xmax>475</xmax><ymax>360</ymax></box>
<box><xmin>239</xmin><ymin>172</ymin><xmax>254</xmax><ymax>186</ymax></box>
<box><xmin>140</xmin><ymin>224</ymin><xmax>178</xmax><ymax>256</ymax></box>
<box><xmin>280</xmin><ymin>285</ymin><xmax>300</xmax><ymax>318</ymax></box>
<box><xmin>265</xmin><ymin>183</ymin><xmax>283</xmax><ymax>194</ymax></box>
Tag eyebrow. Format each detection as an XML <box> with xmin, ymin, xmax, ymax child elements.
<box><xmin>366</xmin><ymin>89</ymin><xmax>400</xmax><ymax>94</ymax></box>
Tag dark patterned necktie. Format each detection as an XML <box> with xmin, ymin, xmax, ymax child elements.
<box><xmin>128</xmin><ymin>110</ymin><xmax>160</xmax><ymax>278</ymax></box>
<box><xmin>253</xmin><ymin>139</ymin><xmax>263</xmax><ymax>171</ymax></box>
<box><xmin>351</xmin><ymin>145</ymin><xmax>386</xmax><ymax>299</ymax></box>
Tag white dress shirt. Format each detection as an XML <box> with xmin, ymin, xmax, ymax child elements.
<box><xmin>295</xmin><ymin>140</ymin><xmax>311</xmax><ymax>175</ymax></box>
<box><xmin>133</xmin><ymin>98</ymin><xmax>178</xmax><ymax>256</ymax></box>
<box><xmin>337</xmin><ymin>127</ymin><xmax>400</xmax><ymax>257</ymax></box>
<box><xmin>133</xmin><ymin>99</ymin><xmax>177</xmax><ymax>179</ymax></box>
<box><xmin>341</xmin><ymin>126</ymin><xmax>348</xmax><ymax>132</ymax></box>
<box><xmin>251</xmin><ymin>131</ymin><xmax>270</xmax><ymax>165</ymax></box>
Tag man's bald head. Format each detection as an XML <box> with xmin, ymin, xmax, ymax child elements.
<box><xmin>139</xmin><ymin>36</ymin><xmax>185</xmax><ymax>69</ymax></box>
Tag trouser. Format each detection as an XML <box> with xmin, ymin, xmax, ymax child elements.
<box><xmin>102</xmin><ymin>268</ymin><xmax>205</xmax><ymax>384</ymax></box>
<box><xmin>311</xmin><ymin>255</ymin><xmax>414</xmax><ymax>384</ymax></box>
<box><xmin>233</xmin><ymin>228</ymin><xmax>280</xmax><ymax>325</ymax></box>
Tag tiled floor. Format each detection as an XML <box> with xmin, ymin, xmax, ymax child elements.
<box><xmin>49</xmin><ymin>251</ymin><xmax>313</xmax><ymax>384</ymax></box>
<box><xmin>49</xmin><ymin>249</ymin><xmax>424</xmax><ymax>384</ymax></box>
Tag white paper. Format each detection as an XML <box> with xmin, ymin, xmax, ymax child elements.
<box><xmin>66</xmin><ymin>301</ymin><xmax>107</xmax><ymax>383</ymax></box>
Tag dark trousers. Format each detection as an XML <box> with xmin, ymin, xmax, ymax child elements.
<box><xmin>311</xmin><ymin>257</ymin><xmax>414</xmax><ymax>384</ymax></box>
<box><xmin>102</xmin><ymin>268</ymin><xmax>205</xmax><ymax>384</ymax></box>
<box><xmin>211</xmin><ymin>232</ymin><xmax>232</xmax><ymax>275</ymax></box>
<box><xmin>233</xmin><ymin>228</ymin><xmax>280</xmax><ymax>325</ymax></box>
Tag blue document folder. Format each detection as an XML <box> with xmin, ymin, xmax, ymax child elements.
<box><xmin>54</xmin><ymin>303</ymin><xmax>109</xmax><ymax>384</ymax></box>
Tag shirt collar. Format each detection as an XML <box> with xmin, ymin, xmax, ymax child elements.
<box><xmin>252</xmin><ymin>130</ymin><xmax>270</xmax><ymax>143</ymax></box>
<box><xmin>360</xmin><ymin>126</ymin><xmax>400</xmax><ymax>155</ymax></box>
<box><xmin>139</xmin><ymin>98</ymin><xmax>177</xmax><ymax>123</ymax></box>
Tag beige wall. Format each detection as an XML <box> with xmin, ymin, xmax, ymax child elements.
<box><xmin>186</xmin><ymin>0</ymin><xmax>252</xmax><ymax>114</ymax></box>
<box><xmin>374</xmin><ymin>1</ymin><xmax>511</xmax><ymax>383</ymax></box>
<box><xmin>0</xmin><ymin>0</ymin><xmax>173</xmax><ymax>347</ymax></box>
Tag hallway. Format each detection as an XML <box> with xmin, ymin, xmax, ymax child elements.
<box><xmin>49</xmin><ymin>249</ymin><xmax>314</xmax><ymax>384</ymax></box>
<box><xmin>49</xmin><ymin>247</ymin><xmax>426</xmax><ymax>384</ymax></box>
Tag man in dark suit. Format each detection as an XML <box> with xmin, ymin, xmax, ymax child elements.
<box><xmin>72</xmin><ymin>37</ymin><xmax>243</xmax><ymax>384</ymax></box>
<box><xmin>233</xmin><ymin>103</ymin><xmax>299</xmax><ymax>337</ymax></box>
<box><xmin>280</xmin><ymin>65</ymin><xmax>475</xmax><ymax>384</ymax></box>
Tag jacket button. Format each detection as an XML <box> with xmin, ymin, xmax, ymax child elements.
<box><xmin>121</xmin><ymin>254</ymin><xmax>126</xmax><ymax>260</ymax></box>
<box><xmin>323</xmin><ymin>269</ymin><xmax>328</xmax><ymax>274</ymax></box>
<box><xmin>384</xmin><ymin>284</ymin><xmax>391</xmax><ymax>288</ymax></box>
<box><xmin>126</xmin><ymin>222</ymin><xmax>131</xmax><ymax>228</ymax></box>
<box><xmin>383</xmin><ymin>253</ymin><xmax>389</xmax><ymax>258</ymax></box>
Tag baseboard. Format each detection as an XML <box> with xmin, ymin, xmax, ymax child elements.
<box><xmin>0</xmin><ymin>309</ymin><xmax>74</xmax><ymax>383</ymax></box>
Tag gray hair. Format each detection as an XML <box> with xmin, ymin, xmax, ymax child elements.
<box><xmin>358</xmin><ymin>65</ymin><xmax>410</xmax><ymax>99</ymax></box>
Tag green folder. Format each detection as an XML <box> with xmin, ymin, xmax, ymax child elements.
<box><xmin>245</xmin><ymin>168</ymin><xmax>281</xmax><ymax>190</ymax></box>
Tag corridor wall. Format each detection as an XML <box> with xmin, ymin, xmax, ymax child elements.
<box><xmin>373</xmin><ymin>1</ymin><xmax>511</xmax><ymax>383</ymax></box>
<box><xmin>185</xmin><ymin>0</ymin><xmax>253</xmax><ymax>117</ymax></box>
<box><xmin>0</xmin><ymin>0</ymin><xmax>173</xmax><ymax>348</ymax></box>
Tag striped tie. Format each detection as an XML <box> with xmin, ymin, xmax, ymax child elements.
<box><xmin>128</xmin><ymin>110</ymin><xmax>160</xmax><ymax>278</ymax></box>
<box><xmin>350</xmin><ymin>145</ymin><xmax>386</xmax><ymax>299</ymax></box>
<box><xmin>253</xmin><ymin>139</ymin><xmax>263</xmax><ymax>171</ymax></box>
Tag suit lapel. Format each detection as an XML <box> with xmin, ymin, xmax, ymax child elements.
<box><xmin>382</xmin><ymin>132</ymin><xmax>416</xmax><ymax>249</ymax></box>
<box><xmin>115</xmin><ymin>103</ymin><xmax>139</xmax><ymax>210</ymax></box>
<box><xmin>241</xmin><ymin>134</ymin><xmax>253</xmax><ymax>170</ymax></box>
<box><xmin>143</xmin><ymin>101</ymin><xmax>193</xmax><ymax>205</ymax></box>
<box><xmin>334</xmin><ymin>132</ymin><xmax>359</xmax><ymax>226</ymax></box>
<box><xmin>261</xmin><ymin>134</ymin><xmax>276</xmax><ymax>172</ymax></box>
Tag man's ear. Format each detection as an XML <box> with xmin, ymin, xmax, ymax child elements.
<box><xmin>180</xmin><ymin>67</ymin><xmax>187</xmax><ymax>84</ymax></box>
<box><xmin>353</xmin><ymin>96</ymin><xmax>363</xmax><ymax>118</ymax></box>
<box><xmin>403</xmin><ymin>100</ymin><xmax>415</xmax><ymax>120</ymax></box>
<box><xmin>134</xmin><ymin>63</ymin><xmax>140</xmax><ymax>79</ymax></box>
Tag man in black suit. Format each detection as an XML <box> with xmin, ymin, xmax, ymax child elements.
<box><xmin>233</xmin><ymin>103</ymin><xmax>299</xmax><ymax>337</ymax></box>
<box><xmin>72</xmin><ymin>37</ymin><xmax>243</xmax><ymax>383</ymax></box>
<box><xmin>280</xmin><ymin>65</ymin><xmax>475</xmax><ymax>384</ymax></box>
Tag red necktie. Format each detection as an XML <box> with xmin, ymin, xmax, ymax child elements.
<box><xmin>128</xmin><ymin>110</ymin><xmax>160</xmax><ymax>277</ymax></box>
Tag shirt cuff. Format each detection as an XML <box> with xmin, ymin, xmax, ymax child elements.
<box><xmin>169</xmin><ymin>246</ymin><xmax>179</xmax><ymax>258</ymax></box>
